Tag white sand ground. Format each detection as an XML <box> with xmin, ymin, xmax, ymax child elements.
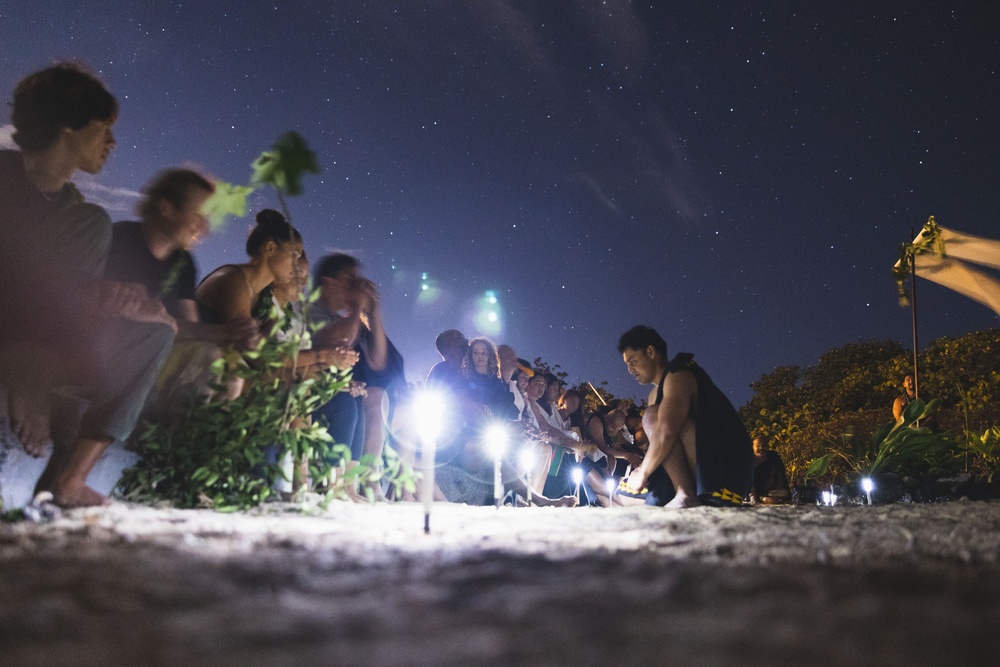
<box><xmin>2</xmin><ymin>500</ymin><xmax>999</xmax><ymax>666</ymax></box>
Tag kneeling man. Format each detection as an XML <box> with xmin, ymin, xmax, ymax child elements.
<box><xmin>617</xmin><ymin>325</ymin><xmax>752</xmax><ymax>507</ymax></box>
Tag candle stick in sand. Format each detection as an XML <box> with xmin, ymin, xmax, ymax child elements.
<box><xmin>486</xmin><ymin>423</ymin><xmax>508</xmax><ymax>508</ymax></box>
<box><xmin>414</xmin><ymin>391</ymin><xmax>444</xmax><ymax>533</ymax></box>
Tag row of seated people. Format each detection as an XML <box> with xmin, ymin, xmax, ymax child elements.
<box><xmin>422</xmin><ymin>330</ymin><xmax>650</xmax><ymax>507</ymax></box>
<box><xmin>0</xmin><ymin>64</ymin><xmax>404</xmax><ymax>506</ymax></box>
<box><xmin>1</xmin><ymin>65</ymin><xmax>779</xmax><ymax>509</ymax></box>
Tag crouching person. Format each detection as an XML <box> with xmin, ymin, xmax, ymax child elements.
<box><xmin>104</xmin><ymin>169</ymin><xmax>259</xmax><ymax>424</ymax></box>
<box><xmin>0</xmin><ymin>64</ymin><xmax>175</xmax><ymax>506</ymax></box>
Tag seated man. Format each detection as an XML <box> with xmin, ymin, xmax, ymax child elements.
<box><xmin>426</xmin><ymin>329</ymin><xmax>468</xmax><ymax>394</ymax></box>
<box><xmin>105</xmin><ymin>168</ymin><xmax>259</xmax><ymax>348</ymax></box>
<box><xmin>0</xmin><ymin>65</ymin><xmax>174</xmax><ymax>506</ymax></box>
<box><xmin>617</xmin><ymin>325</ymin><xmax>752</xmax><ymax>508</ymax></box>
<box><xmin>751</xmin><ymin>435</ymin><xmax>790</xmax><ymax>503</ymax></box>
<box><xmin>892</xmin><ymin>374</ymin><xmax>916</xmax><ymax>421</ymax></box>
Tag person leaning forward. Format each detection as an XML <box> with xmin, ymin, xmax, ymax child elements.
<box><xmin>616</xmin><ymin>325</ymin><xmax>752</xmax><ymax>508</ymax></box>
<box><xmin>0</xmin><ymin>64</ymin><xmax>175</xmax><ymax>507</ymax></box>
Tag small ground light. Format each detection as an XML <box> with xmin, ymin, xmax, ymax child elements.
<box><xmin>413</xmin><ymin>390</ymin><xmax>445</xmax><ymax>533</ymax></box>
<box><xmin>519</xmin><ymin>448</ymin><xmax>535</xmax><ymax>506</ymax></box>
<box><xmin>486</xmin><ymin>424</ymin><xmax>508</xmax><ymax>508</ymax></box>
<box><xmin>861</xmin><ymin>477</ymin><xmax>874</xmax><ymax>505</ymax></box>
<box><xmin>605</xmin><ymin>478</ymin><xmax>615</xmax><ymax>507</ymax></box>
<box><xmin>572</xmin><ymin>467</ymin><xmax>583</xmax><ymax>502</ymax></box>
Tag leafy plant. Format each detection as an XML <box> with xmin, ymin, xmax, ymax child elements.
<box><xmin>199</xmin><ymin>130</ymin><xmax>319</xmax><ymax>230</ymax></box>
<box><xmin>804</xmin><ymin>398</ymin><xmax>956</xmax><ymax>483</ymax></box>
<box><xmin>202</xmin><ymin>181</ymin><xmax>255</xmax><ymax>230</ymax></box>
<box><xmin>967</xmin><ymin>426</ymin><xmax>1000</xmax><ymax>483</ymax></box>
<box><xmin>117</xmin><ymin>321</ymin><xmax>352</xmax><ymax>510</ymax></box>
<box><xmin>250</xmin><ymin>131</ymin><xmax>320</xmax><ymax>220</ymax></box>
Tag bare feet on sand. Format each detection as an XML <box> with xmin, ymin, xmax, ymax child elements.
<box><xmin>9</xmin><ymin>386</ymin><xmax>51</xmax><ymax>457</ymax></box>
<box><xmin>49</xmin><ymin>480</ymin><xmax>112</xmax><ymax>508</ymax></box>
<box><xmin>665</xmin><ymin>490</ymin><xmax>700</xmax><ymax>509</ymax></box>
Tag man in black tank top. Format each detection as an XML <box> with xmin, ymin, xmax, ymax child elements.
<box><xmin>617</xmin><ymin>325</ymin><xmax>752</xmax><ymax>507</ymax></box>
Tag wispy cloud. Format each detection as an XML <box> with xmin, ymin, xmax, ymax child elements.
<box><xmin>0</xmin><ymin>124</ymin><xmax>15</xmax><ymax>150</ymax></box>
<box><xmin>573</xmin><ymin>172</ymin><xmax>622</xmax><ymax>215</ymax></box>
<box><xmin>71</xmin><ymin>176</ymin><xmax>141</xmax><ymax>214</ymax></box>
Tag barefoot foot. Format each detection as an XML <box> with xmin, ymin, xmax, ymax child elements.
<box><xmin>665</xmin><ymin>490</ymin><xmax>700</xmax><ymax>509</ymax></box>
<box><xmin>50</xmin><ymin>482</ymin><xmax>112</xmax><ymax>508</ymax></box>
<box><xmin>9</xmin><ymin>387</ymin><xmax>51</xmax><ymax>457</ymax></box>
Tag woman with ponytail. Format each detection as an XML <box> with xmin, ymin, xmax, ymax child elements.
<box><xmin>194</xmin><ymin>208</ymin><xmax>302</xmax><ymax>348</ymax></box>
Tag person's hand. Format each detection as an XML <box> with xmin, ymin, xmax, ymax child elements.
<box><xmin>359</xmin><ymin>278</ymin><xmax>380</xmax><ymax>314</ymax></box>
<box><xmin>320</xmin><ymin>346</ymin><xmax>359</xmax><ymax>369</ymax></box>
<box><xmin>223</xmin><ymin>317</ymin><xmax>261</xmax><ymax>349</ymax></box>
<box><xmin>624</xmin><ymin>452</ymin><xmax>643</xmax><ymax>468</ymax></box>
<box><xmin>624</xmin><ymin>467</ymin><xmax>649</xmax><ymax>493</ymax></box>
<box><xmin>347</xmin><ymin>380</ymin><xmax>368</xmax><ymax>398</ymax></box>
<box><xmin>99</xmin><ymin>282</ymin><xmax>177</xmax><ymax>332</ymax></box>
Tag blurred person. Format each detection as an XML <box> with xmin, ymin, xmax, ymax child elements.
<box><xmin>0</xmin><ymin>64</ymin><xmax>174</xmax><ymax>506</ymax></box>
<box><xmin>426</xmin><ymin>329</ymin><xmax>468</xmax><ymax>394</ymax></box>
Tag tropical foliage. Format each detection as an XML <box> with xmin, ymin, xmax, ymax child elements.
<box><xmin>739</xmin><ymin>330</ymin><xmax>1000</xmax><ymax>485</ymax></box>
<box><xmin>804</xmin><ymin>398</ymin><xmax>955</xmax><ymax>481</ymax></box>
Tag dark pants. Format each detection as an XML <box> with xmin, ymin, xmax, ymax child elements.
<box><xmin>313</xmin><ymin>391</ymin><xmax>365</xmax><ymax>462</ymax></box>
<box><xmin>40</xmin><ymin>318</ymin><xmax>174</xmax><ymax>443</ymax></box>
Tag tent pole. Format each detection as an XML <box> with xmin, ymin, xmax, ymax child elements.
<box><xmin>910</xmin><ymin>227</ymin><xmax>919</xmax><ymax>398</ymax></box>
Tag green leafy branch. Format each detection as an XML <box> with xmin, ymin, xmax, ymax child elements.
<box><xmin>200</xmin><ymin>131</ymin><xmax>320</xmax><ymax>229</ymax></box>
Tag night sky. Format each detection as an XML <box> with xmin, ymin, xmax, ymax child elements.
<box><xmin>2</xmin><ymin>2</ymin><xmax>998</xmax><ymax>407</ymax></box>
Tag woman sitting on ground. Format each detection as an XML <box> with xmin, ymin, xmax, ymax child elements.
<box><xmin>195</xmin><ymin>209</ymin><xmax>301</xmax><ymax>347</ymax></box>
<box><xmin>454</xmin><ymin>337</ymin><xmax>519</xmax><ymax>468</ymax></box>
<box><xmin>256</xmin><ymin>252</ymin><xmax>350</xmax><ymax>376</ymax></box>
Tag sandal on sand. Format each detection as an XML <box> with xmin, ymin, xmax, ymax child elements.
<box><xmin>616</xmin><ymin>478</ymin><xmax>649</xmax><ymax>500</ymax></box>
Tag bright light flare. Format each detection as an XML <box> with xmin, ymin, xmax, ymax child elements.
<box><xmin>571</xmin><ymin>467</ymin><xmax>584</xmax><ymax>485</ymax></box>
<box><xmin>486</xmin><ymin>424</ymin><xmax>508</xmax><ymax>458</ymax></box>
<box><xmin>413</xmin><ymin>390</ymin><xmax>445</xmax><ymax>443</ymax></box>
<box><xmin>518</xmin><ymin>448</ymin><xmax>535</xmax><ymax>472</ymax></box>
<box><xmin>861</xmin><ymin>477</ymin><xmax>874</xmax><ymax>493</ymax></box>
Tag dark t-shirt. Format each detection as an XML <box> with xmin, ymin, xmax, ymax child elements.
<box><xmin>753</xmin><ymin>451</ymin><xmax>791</xmax><ymax>497</ymax></box>
<box><xmin>0</xmin><ymin>150</ymin><xmax>110</xmax><ymax>362</ymax></box>
<box><xmin>105</xmin><ymin>221</ymin><xmax>196</xmax><ymax>318</ymax></box>
<box><xmin>426</xmin><ymin>361</ymin><xmax>465</xmax><ymax>394</ymax></box>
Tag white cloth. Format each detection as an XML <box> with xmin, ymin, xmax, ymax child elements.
<box><xmin>899</xmin><ymin>225</ymin><xmax>1000</xmax><ymax>316</ymax></box>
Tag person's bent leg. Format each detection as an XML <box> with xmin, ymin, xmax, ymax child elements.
<box><xmin>0</xmin><ymin>344</ymin><xmax>60</xmax><ymax>456</ymax></box>
<box><xmin>49</xmin><ymin>319</ymin><xmax>175</xmax><ymax>507</ymax></box>
<box><xmin>663</xmin><ymin>418</ymin><xmax>698</xmax><ymax>508</ymax></box>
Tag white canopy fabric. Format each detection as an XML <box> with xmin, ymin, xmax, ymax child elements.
<box><xmin>896</xmin><ymin>225</ymin><xmax>1000</xmax><ymax>316</ymax></box>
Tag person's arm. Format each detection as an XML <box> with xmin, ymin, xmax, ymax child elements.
<box><xmin>360</xmin><ymin>280</ymin><xmax>388</xmax><ymax>371</ymax></box>
<box><xmin>313</xmin><ymin>307</ymin><xmax>362</xmax><ymax>350</ymax></box>
<box><xmin>892</xmin><ymin>396</ymin><xmax>905</xmax><ymax>421</ymax></box>
<box><xmin>586</xmin><ymin>416</ymin><xmax>614</xmax><ymax>459</ymax></box>
<box><xmin>632</xmin><ymin>372</ymin><xmax>694</xmax><ymax>487</ymax></box>
<box><xmin>172</xmin><ymin>298</ymin><xmax>258</xmax><ymax>347</ymax></box>
<box><xmin>97</xmin><ymin>280</ymin><xmax>177</xmax><ymax>332</ymax></box>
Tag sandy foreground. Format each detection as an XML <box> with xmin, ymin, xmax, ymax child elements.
<box><xmin>2</xmin><ymin>500</ymin><xmax>999</xmax><ymax>666</ymax></box>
